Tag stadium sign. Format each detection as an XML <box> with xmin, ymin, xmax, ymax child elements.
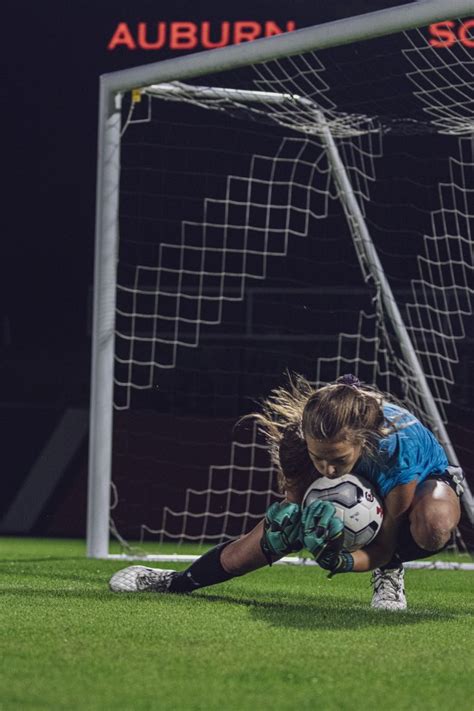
<box><xmin>107</xmin><ymin>19</ymin><xmax>473</xmax><ymax>52</ymax></box>
<box><xmin>108</xmin><ymin>20</ymin><xmax>297</xmax><ymax>51</ymax></box>
<box><xmin>428</xmin><ymin>20</ymin><xmax>474</xmax><ymax>47</ymax></box>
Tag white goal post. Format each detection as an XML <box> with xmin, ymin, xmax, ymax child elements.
<box><xmin>88</xmin><ymin>0</ymin><xmax>474</xmax><ymax>560</ymax></box>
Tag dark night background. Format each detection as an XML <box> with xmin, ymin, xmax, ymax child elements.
<box><xmin>2</xmin><ymin>0</ymin><xmax>472</xmax><ymax>545</ymax></box>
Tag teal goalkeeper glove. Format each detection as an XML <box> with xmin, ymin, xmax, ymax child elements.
<box><xmin>301</xmin><ymin>500</ymin><xmax>344</xmax><ymax>560</ymax></box>
<box><xmin>261</xmin><ymin>502</ymin><xmax>304</xmax><ymax>565</ymax></box>
<box><xmin>317</xmin><ymin>548</ymin><xmax>354</xmax><ymax>577</ymax></box>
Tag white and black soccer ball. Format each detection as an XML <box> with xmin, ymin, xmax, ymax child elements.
<box><xmin>303</xmin><ymin>473</ymin><xmax>383</xmax><ymax>551</ymax></box>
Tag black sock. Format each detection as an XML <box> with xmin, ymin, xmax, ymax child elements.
<box><xmin>381</xmin><ymin>522</ymin><xmax>444</xmax><ymax>570</ymax></box>
<box><xmin>169</xmin><ymin>541</ymin><xmax>236</xmax><ymax>593</ymax></box>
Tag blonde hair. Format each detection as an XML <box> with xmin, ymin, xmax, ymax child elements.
<box><xmin>249</xmin><ymin>373</ymin><xmax>390</xmax><ymax>491</ymax></box>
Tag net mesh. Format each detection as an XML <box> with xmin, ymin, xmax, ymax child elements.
<box><xmin>109</xmin><ymin>20</ymin><xmax>474</xmax><ymax>548</ymax></box>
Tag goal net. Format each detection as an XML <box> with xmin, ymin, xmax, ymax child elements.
<box><xmin>88</xmin><ymin>0</ymin><xmax>474</xmax><ymax>559</ymax></box>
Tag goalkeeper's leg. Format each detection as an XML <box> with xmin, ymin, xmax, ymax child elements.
<box><xmin>371</xmin><ymin>475</ymin><xmax>462</xmax><ymax>610</ymax></box>
<box><xmin>109</xmin><ymin>498</ymin><xmax>344</xmax><ymax>592</ymax></box>
<box><xmin>172</xmin><ymin>519</ymin><xmax>271</xmax><ymax>592</ymax></box>
<box><xmin>109</xmin><ymin>520</ymin><xmax>271</xmax><ymax>593</ymax></box>
<box><xmin>109</xmin><ymin>497</ymin><xmax>327</xmax><ymax>593</ymax></box>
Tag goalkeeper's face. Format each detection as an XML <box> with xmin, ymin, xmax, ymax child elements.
<box><xmin>305</xmin><ymin>435</ymin><xmax>362</xmax><ymax>479</ymax></box>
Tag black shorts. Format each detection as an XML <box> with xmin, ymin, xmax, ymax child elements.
<box><xmin>424</xmin><ymin>466</ymin><xmax>465</xmax><ymax>497</ymax></box>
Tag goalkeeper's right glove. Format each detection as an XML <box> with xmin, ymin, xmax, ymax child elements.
<box><xmin>260</xmin><ymin>501</ymin><xmax>304</xmax><ymax>565</ymax></box>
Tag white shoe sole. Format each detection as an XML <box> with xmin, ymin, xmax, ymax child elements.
<box><xmin>109</xmin><ymin>565</ymin><xmax>176</xmax><ymax>593</ymax></box>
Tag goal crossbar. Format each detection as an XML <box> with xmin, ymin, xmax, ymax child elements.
<box><xmin>101</xmin><ymin>0</ymin><xmax>474</xmax><ymax>94</ymax></box>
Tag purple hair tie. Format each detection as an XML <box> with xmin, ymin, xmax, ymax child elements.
<box><xmin>336</xmin><ymin>373</ymin><xmax>361</xmax><ymax>387</ymax></box>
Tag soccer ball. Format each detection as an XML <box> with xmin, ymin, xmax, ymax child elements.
<box><xmin>303</xmin><ymin>473</ymin><xmax>383</xmax><ymax>551</ymax></box>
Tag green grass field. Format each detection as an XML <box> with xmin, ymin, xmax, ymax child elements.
<box><xmin>1</xmin><ymin>538</ymin><xmax>473</xmax><ymax>711</ymax></box>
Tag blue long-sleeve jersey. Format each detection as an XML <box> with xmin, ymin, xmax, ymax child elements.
<box><xmin>353</xmin><ymin>403</ymin><xmax>449</xmax><ymax>498</ymax></box>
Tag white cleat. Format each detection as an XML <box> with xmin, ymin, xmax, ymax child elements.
<box><xmin>109</xmin><ymin>565</ymin><xmax>177</xmax><ymax>593</ymax></box>
<box><xmin>371</xmin><ymin>566</ymin><xmax>407</xmax><ymax>611</ymax></box>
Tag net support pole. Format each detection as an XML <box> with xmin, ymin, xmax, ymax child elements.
<box><xmin>87</xmin><ymin>84</ymin><xmax>122</xmax><ymax>558</ymax></box>
<box><xmin>317</xmin><ymin>113</ymin><xmax>474</xmax><ymax>524</ymax></box>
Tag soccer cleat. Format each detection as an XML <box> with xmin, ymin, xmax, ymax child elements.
<box><xmin>371</xmin><ymin>565</ymin><xmax>407</xmax><ymax>611</ymax></box>
<box><xmin>109</xmin><ymin>565</ymin><xmax>178</xmax><ymax>593</ymax></box>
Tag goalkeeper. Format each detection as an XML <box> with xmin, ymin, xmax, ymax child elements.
<box><xmin>109</xmin><ymin>374</ymin><xmax>464</xmax><ymax>610</ymax></box>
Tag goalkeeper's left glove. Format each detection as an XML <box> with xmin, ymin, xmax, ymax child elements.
<box><xmin>317</xmin><ymin>547</ymin><xmax>354</xmax><ymax>577</ymax></box>
<box><xmin>260</xmin><ymin>501</ymin><xmax>304</xmax><ymax>565</ymax></box>
<box><xmin>301</xmin><ymin>500</ymin><xmax>344</xmax><ymax>559</ymax></box>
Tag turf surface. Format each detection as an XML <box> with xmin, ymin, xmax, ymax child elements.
<box><xmin>1</xmin><ymin>538</ymin><xmax>473</xmax><ymax>711</ymax></box>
